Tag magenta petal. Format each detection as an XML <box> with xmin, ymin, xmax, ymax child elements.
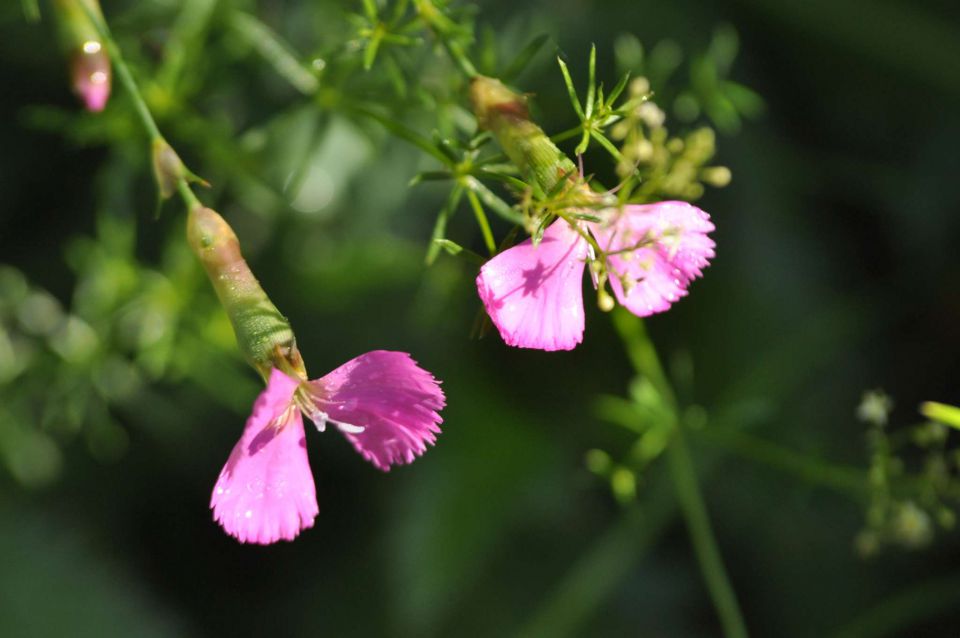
<box><xmin>309</xmin><ymin>351</ymin><xmax>445</xmax><ymax>472</ymax></box>
<box><xmin>476</xmin><ymin>221</ymin><xmax>589</xmax><ymax>351</ymax></box>
<box><xmin>592</xmin><ymin>201</ymin><xmax>715</xmax><ymax>317</ymax></box>
<box><xmin>211</xmin><ymin>369</ymin><xmax>318</xmax><ymax>544</ymax></box>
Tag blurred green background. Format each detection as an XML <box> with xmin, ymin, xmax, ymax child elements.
<box><xmin>2</xmin><ymin>0</ymin><xmax>960</xmax><ymax>636</ymax></box>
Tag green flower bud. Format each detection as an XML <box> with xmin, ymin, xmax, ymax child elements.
<box><xmin>469</xmin><ymin>76</ymin><xmax>578</xmax><ymax>194</ymax></box>
<box><xmin>186</xmin><ymin>206</ymin><xmax>304</xmax><ymax>380</ymax></box>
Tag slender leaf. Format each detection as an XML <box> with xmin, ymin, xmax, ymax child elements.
<box><xmin>584</xmin><ymin>44</ymin><xmax>597</xmax><ymax>120</ymax></box>
<box><xmin>503</xmin><ymin>34</ymin><xmax>550</xmax><ymax>82</ymax></box>
<box><xmin>556</xmin><ymin>55</ymin><xmax>585</xmax><ymax>119</ymax></box>
<box><xmin>426</xmin><ymin>186</ymin><xmax>465</xmax><ymax>265</ymax></box>
<box><xmin>352</xmin><ymin>105</ymin><xmax>452</xmax><ymax>165</ymax></box>
<box><xmin>466</xmin><ymin>190</ymin><xmax>496</xmax><ymax>255</ymax></box>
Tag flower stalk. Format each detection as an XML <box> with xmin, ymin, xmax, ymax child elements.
<box><xmin>613</xmin><ymin>311</ymin><xmax>748</xmax><ymax>638</ymax></box>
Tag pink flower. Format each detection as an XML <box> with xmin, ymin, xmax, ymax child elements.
<box><xmin>211</xmin><ymin>351</ymin><xmax>444</xmax><ymax>544</ymax></box>
<box><xmin>476</xmin><ymin>201</ymin><xmax>715</xmax><ymax>351</ymax></box>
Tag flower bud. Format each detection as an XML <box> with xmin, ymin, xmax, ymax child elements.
<box><xmin>55</xmin><ymin>0</ymin><xmax>111</xmax><ymax>112</ymax></box>
<box><xmin>152</xmin><ymin>139</ymin><xmax>184</xmax><ymax>200</ymax></box>
<box><xmin>701</xmin><ymin>166</ymin><xmax>732</xmax><ymax>188</ymax></box>
<box><xmin>469</xmin><ymin>76</ymin><xmax>579</xmax><ymax>194</ymax></box>
<box><xmin>186</xmin><ymin>206</ymin><xmax>304</xmax><ymax>380</ymax></box>
<box><xmin>597</xmin><ymin>288</ymin><xmax>616</xmax><ymax>312</ymax></box>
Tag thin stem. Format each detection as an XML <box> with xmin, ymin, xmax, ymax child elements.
<box><xmin>78</xmin><ymin>2</ymin><xmax>201</xmax><ymax>213</ymax></box>
<box><xmin>229</xmin><ymin>11</ymin><xmax>319</xmax><ymax>96</ymax></box>
<box><xmin>667</xmin><ymin>429</ymin><xmax>749</xmax><ymax>638</ymax></box>
<box><xmin>611</xmin><ymin>309</ymin><xmax>676</xmax><ymax>408</ymax></box>
<box><xmin>613</xmin><ymin>311</ymin><xmax>748</xmax><ymax>638</ymax></box>
<box><xmin>697</xmin><ymin>427</ymin><xmax>868</xmax><ymax>500</ymax></box>
<box><xmin>79</xmin><ymin>3</ymin><xmax>161</xmax><ymax>140</ymax></box>
<box><xmin>413</xmin><ymin>0</ymin><xmax>477</xmax><ymax>78</ymax></box>
<box><xmin>177</xmin><ymin>179</ymin><xmax>202</xmax><ymax>211</ymax></box>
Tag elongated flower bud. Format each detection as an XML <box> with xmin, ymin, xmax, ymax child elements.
<box><xmin>186</xmin><ymin>206</ymin><xmax>304</xmax><ymax>380</ymax></box>
<box><xmin>470</xmin><ymin>76</ymin><xmax>578</xmax><ymax>194</ymax></box>
<box><xmin>54</xmin><ymin>0</ymin><xmax>111</xmax><ymax>111</ymax></box>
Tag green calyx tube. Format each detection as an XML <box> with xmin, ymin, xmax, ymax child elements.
<box><xmin>469</xmin><ymin>75</ymin><xmax>579</xmax><ymax>195</ymax></box>
<box><xmin>186</xmin><ymin>206</ymin><xmax>305</xmax><ymax>381</ymax></box>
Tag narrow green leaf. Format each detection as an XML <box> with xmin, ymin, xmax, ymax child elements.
<box><xmin>426</xmin><ymin>186</ymin><xmax>464</xmax><ymax>265</ymax></box>
<box><xmin>382</xmin><ymin>33</ymin><xmax>421</xmax><ymax>46</ymax></box>
<box><xmin>584</xmin><ymin>44</ymin><xmax>597</xmax><ymax>120</ymax></box>
<box><xmin>467</xmin><ymin>130</ymin><xmax>494</xmax><ymax>150</ymax></box>
<box><xmin>390</xmin><ymin>0</ymin><xmax>410</xmax><ymax>23</ymax></box>
<box><xmin>920</xmin><ymin>401</ymin><xmax>960</xmax><ymax>430</ymax></box>
<box><xmin>409</xmin><ymin>170</ymin><xmax>453</xmax><ymax>186</ymax></box>
<box><xmin>467</xmin><ymin>179</ymin><xmax>524</xmax><ymax>224</ymax></box>
<box><xmin>571</xmin><ymin>212</ymin><xmax>603</xmax><ymax>222</ymax></box>
<box><xmin>607</xmin><ymin>72</ymin><xmax>631</xmax><ymax>106</ymax></box>
<box><xmin>432</xmin><ymin>133</ymin><xmax>461</xmax><ymax>162</ymax></box>
<box><xmin>362</xmin><ymin>0</ymin><xmax>379</xmax><ymax>21</ymax></box>
<box><xmin>593</xmin><ymin>130</ymin><xmax>624</xmax><ymax>163</ymax></box>
<box><xmin>229</xmin><ymin>12</ymin><xmax>318</xmax><ymax>95</ymax></box>
<box><xmin>532</xmin><ymin>213</ymin><xmax>555</xmax><ymax>246</ymax></box>
<box><xmin>352</xmin><ymin>105</ymin><xmax>452</xmax><ymax>165</ymax></box>
<box><xmin>502</xmin><ymin>34</ymin><xmax>550</xmax><ymax>82</ymax></box>
<box><xmin>474</xmin><ymin>168</ymin><xmax>528</xmax><ymax>191</ymax></box>
<box><xmin>575</xmin><ymin>126</ymin><xmax>592</xmax><ymax>156</ymax></box>
<box><xmin>466</xmin><ymin>189</ymin><xmax>497</xmax><ymax>255</ymax></box>
<box><xmin>363</xmin><ymin>29</ymin><xmax>384</xmax><ymax>70</ymax></box>
<box><xmin>556</xmin><ymin>55</ymin><xmax>585</xmax><ymax>120</ymax></box>
<box><xmin>551</xmin><ymin>125</ymin><xmax>584</xmax><ymax>144</ymax></box>
<box><xmin>433</xmin><ymin>239</ymin><xmax>486</xmax><ymax>265</ymax></box>
<box><xmin>383</xmin><ymin>52</ymin><xmax>408</xmax><ymax>98</ymax></box>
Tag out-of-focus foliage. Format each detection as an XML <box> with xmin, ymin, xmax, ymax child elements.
<box><xmin>2</xmin><ymin>0</ymin><xmax>960</xmax><ymax>637</ymax></box>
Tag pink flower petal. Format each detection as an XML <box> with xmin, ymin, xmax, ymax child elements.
<box><xmin>211</xmin><ymin>369</ymin><xmax>318</xmax><ymax>544</ymax></box>
<box><xmin>309</xmin><ymin>351</ymin><xmax>445</xmax><ymax>472</ymax></box>
<box><xmin>476</xmin><ymin>221</ymin><xmax>589</xmax><ymax>350</ymax></box>
<box><xmin>592</xmin><ymin>201</ymin><xmax>715</xmax><ymax>317</ymax></box>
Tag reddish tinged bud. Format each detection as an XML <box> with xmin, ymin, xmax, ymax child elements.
<box><xmin>55</xmin><ymin>0</ymin><xmax>111</xmax><ymax>112</ymax></box>
<box><xmin>469</xmin><ymin>75</ymin><xmax>578</xmax><ymax>194</ymax></box>
<box><xmin>71</xmin><ymin>41</ymin><xmax>111</xmax><ymax>112</ymax></box>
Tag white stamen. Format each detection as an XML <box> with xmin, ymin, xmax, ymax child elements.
<box><xmin>334</xmin><ymin>421</ymin><xmax>365</xmax><ymax>434</ymax></box>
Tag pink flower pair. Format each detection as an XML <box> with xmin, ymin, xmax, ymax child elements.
<box><xmin>211</xmin><ymin>351</ymin><xmax>444</xmax><ymax>544</ymax></box>
<box><xmin>476</xmin><ymin>201</ymin><xmax>715</xmax><ymax>351</ymax></box>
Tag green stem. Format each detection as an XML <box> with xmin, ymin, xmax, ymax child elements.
<box><xmin>414</xmin><ymin>0</ymin><xmax>477</xmax><ymax>78</ymax></box>
<box><xmin>667</xmin><ymin>429</ymin><xmax>749</xmax><ymax>638</ymax></box>
<box><xmin>228</xmin><ymin>11</ymin><xmax>319</xmax><ymax>96</ymax></box>
<box><xmin>77</xmin><ymin>2</ymin><xmax>200</xmax><ymax>213</ymax></box>
<box><xmin>177</xmin><ymin>178</ymin><xmax>201</xmax><ymax>211</ymax></box>
<box><xmin>612</xmin><ymin>310</ymin><xmax>748</xmax><ymax>638</ymax></box>
<box><xmin>611</xmin><ymin>309</ymin><xmax>676</xmax><ymax>408</ymax></box>
<box><xmin>697</xmin><ymin>427</ymin><xmax>868</xmax><ymax>499</ymax></box>
<box><xmin>79</xmin><ymin>3</ymin><xmax>161</xmax><ymax>140</ymax></box>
